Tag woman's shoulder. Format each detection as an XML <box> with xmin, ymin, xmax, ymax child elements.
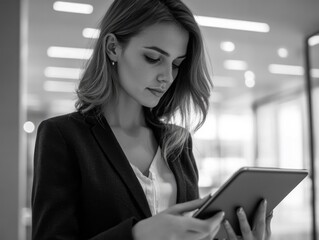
<box><xmin>40</xmin><ymin>111</ymin><xmax>85</xmax><ymax>126</ymax></box>
<box><xmin>37</xmin><ymin>111</ymin><xmax>95</xmax><ymax>135</ymax></box>
<box><xmin>36</xmin><ymin>111</ymin><xmax>100</xmax><ymax>144</ymax></box>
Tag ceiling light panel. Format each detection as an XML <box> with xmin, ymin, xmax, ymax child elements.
<box><xmin>220</xmin><ymin>41</ymin><xmax>235</xmax><ymax>52</ymax></box>
<box><xmin>82</xmin><ymin>28</ymin><xmax>100</xmax><ymax>39</ymax></box>
<box><xmin>268</xmin><ymin>64</ymin><xmax>304</xmax><ymax>76</ymax></box>
<box><xmin>194</xmin><ymin>15</ymin><xmax>270</xmax><ymax>32</ymax></box>
<box><xmin>244</xmin><ymin>71</ymin><xmax>256</xmax><ymax>88</ymax></box>
<box><xmin>44</xmin><ymin>80</ymin><xmax>77</xmax><ymax>92</ymax></box>
<box><xmin>277</xmin><ymin>48</ymin><xmax>288</xmax><ymax>58</ymax></box>
<box><xmin>308</xmin><ymin>35</ymin><xmax>319</xmax><ymax>46</ymax></box>
<box><xmin>53</xmin><ymin>1</ymin><xmax>93</xmax><ymax>14</ymax></box>
<box><xmin>224</xmin><ymin>60</ymin><xmax>248</xmax><ymax>70</ymax></box>
<box><xmin>44</xmin><ymin>67</ymin><xmax>83</xmax><ymax>79</ymax></box>
<box><xmin>47</xmin><ymin>46</ymin><xmax>93</xmax><ymax>59</ymax></box>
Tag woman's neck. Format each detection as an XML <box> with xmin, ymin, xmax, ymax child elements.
<box><xmin>103</xmin><ymin>94</ymin><xmax>146</xmax><ymax>129</ymax></box>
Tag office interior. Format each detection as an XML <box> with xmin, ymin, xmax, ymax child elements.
<box><xmin>1</xmin><ymin>0</ymin><xmax>319</xmax><ymax>239</ymax></box>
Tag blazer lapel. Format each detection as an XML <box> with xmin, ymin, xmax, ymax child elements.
<box><xmin>87</xmin><ymin>115</ymin><xmax>152</xmax><ymax>218</ymax></box>
<box><xmin>168</xmin><ymin>157</ymin><xmax>187</xmax><ymax>204</ymax></box>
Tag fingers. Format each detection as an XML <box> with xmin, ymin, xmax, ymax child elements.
<box><xmin>224</xmin><ymin>208</ymin><xmax>253</xmax><ymax>240</ymax></box>
<box><xmin>166</xmin><ymin>196</ymin><xmax>211</xmax><ymax>215</ymax></box>
<box><xmin>252</xmin><ymin>200</ymin><xmax>267</xmax><ymax>238</ymax></box>
<box><xmin>206</xmin><ymin>211</ymin><xmax>225</xmax><ymax>234</ymax></box>
<box><xmin>184</xmin><ymin>211</ymin><xmax>225</xmax><ymax>233</ymax></box>
<box><xmin>266</xmin><ymin>211</ymin><xmax>273</xmax><ymax>236</ymax></box>
<box><xmin>237</xmin><ymin>207</ymin><xmax>254</xmax><ymax>239</ymax></box>
<box><xmin>223</xmin><ymin>219</ymin><xmax>238</xmax><ymax>240</ymax></box>
<box><xmin>224</xmin><ymin>200</ymin><xmax>272</xmax><ymax>240</ymax></box>
<box><xmin>209</xmin><ymin>223</ymin><xmax>221</xmax><ymax>239</ymax></box>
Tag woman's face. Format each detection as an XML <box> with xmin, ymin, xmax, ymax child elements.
<box><xmin>116</xmin><ymin>22</ymin><xmax>189</xmax><ymax>108</ymax></box>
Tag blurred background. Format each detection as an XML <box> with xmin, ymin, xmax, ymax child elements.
<box><xmin>1</xmin><ymin>0</ymin><xmax>319</xmax><ymax>239</ymax></box>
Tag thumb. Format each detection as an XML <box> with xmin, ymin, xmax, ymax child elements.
<box><xmin>165</xmin><ymin>195</ymin><xmax>211</xmax><ymax>215</ymax></box>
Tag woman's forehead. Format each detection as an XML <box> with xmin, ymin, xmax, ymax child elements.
<box><xmin>129</xmin><ymin>23</ymin><xmax>189</xmax><ymax>58</ymax></box>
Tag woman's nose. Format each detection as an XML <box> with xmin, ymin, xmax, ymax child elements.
<box><xmin>157</xmin><ymin>65</ymin><xmax>173</xmax><ymax>83</ymax></box>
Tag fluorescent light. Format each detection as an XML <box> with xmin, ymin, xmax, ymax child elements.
<box><xmin>194</xmin><ymin>15</ymin><xmax>270</xmax><ymax>33</ymax></box>
<box><xmin>47</xmin><ymin>46</ymin><xmax>93</xmax><ymax>59</ymax></box>
<box><xmin>269</xmin><ymin>64</ymin><xmax>304</xmax><ymax>76</ymax></box>
<box><xmin>83</xmin><ymin>28</ymin><xmax>100</xmax><ymax>39</ymax></box>
<box><xmin>44</xmin><ymin>80</ymin><xmax>77</xmax><ymax>92</ymax></box>
<box><xmin>44</xmin><ymin>67</ymin><xmax>83</xmax><ymax>79</ymax></box>
<box><xmin>308</xmin><ymin>35</ymin><xmax>319</xmax><ymax>46</ymax></box>
<box><xmin>53</xmin><ymin>1</ymin><xmax>93</xmax><ymax>14</ymax></box>
<box><xmin>224</xmin><ymin>60</ymin><xmax>248</xmax><ymax>70</ymax></box>
<box><xmin>311</xmin><ymin>69</ymin><xmax>319</xmax><ymax>78</ymax></box>
<box><xmin>244</xmin><ymin>71</ymin><xmax>255</xmax><ymax>88</ymax></box>
<box><xmin>277</xmin><ymin>48</ymin><xmax>288</xmax><ymax>58</ymax></box>
<box><xmin>220</xmin><ymin>41</ymin><xmax>235</xmax><ymax>52</ymax></box>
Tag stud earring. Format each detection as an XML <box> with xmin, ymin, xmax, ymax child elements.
<box><xmin>111</xmin><ymin>61</ymin><xmax>115</xmax><ymax>66</ymax></box>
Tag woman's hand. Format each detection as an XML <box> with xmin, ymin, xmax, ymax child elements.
<box><xmin>223</xmin><ymin>200</ymin><xmax>273</xmax><ymax>240</ymax></box>
<box><xmin>132</xmin><ymin>197</ymin><xmax>225</xmax><ymax>240</ymax></box>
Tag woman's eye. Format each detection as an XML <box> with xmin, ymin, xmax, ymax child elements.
<box><xmin>144</xmin><ymin>55</ymin><xmax>160</xmax><ymax>64</ymax></box>
<box><xmin>172</xmin><ymin>63</ymin><xmax>180</xmax><ymax>70</ymax></box>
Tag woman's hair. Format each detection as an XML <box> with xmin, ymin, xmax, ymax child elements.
<box><xmin>76</xmin><ymin>0</ymin><xmax>213</xmax><ymax>161</ymax></box>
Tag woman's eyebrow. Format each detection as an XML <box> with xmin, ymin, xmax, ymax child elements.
<box><xmin>143</xmin><ymin>46</ymin><xmax>186</xmax><ymax>59</ymax></box>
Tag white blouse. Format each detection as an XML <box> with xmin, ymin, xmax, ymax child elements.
<box><xmin>129</xmin><ymin>147</ymin><xmax>177</xmax><ymax>215</ymax></box>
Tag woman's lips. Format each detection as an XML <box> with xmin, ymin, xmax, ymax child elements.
<box><xmin>147</xmin><ymin>87</ymin><xmax>165</xmax><ymax>97</ymax></box>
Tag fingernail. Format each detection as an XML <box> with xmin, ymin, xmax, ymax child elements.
<box><xmin>237</xmin><ymin>207</ymin><xmax>243</xmax><ymax>214</ymax></box>
<box><xmin>223</xmin><ymin>220</ymin><xmax>230</xmax><ymax>228</ymax></box>
<box><xmin>218</xmin><ymin>211</ymin><xmax>225</xmax><ymax>219</ymax></box>
<box><xmin>263</xmin><ymin>199</ymin><xmax>267</xmax><ymax>206</ymax></box>
<box><xmin>267</xmin><ymin>211</ymin><xmax>273</xmax><ymax>218</ymax></box>
<box><xmin>205</xmin><ymin>193</ymin><xmax>214</xmax><ymax>199</ymax></box>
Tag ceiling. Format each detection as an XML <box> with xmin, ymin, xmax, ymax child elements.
<box><xmin>26</xmin><ymin>0</ymin><xmax>319</xmax><ymax>115</ymax></box>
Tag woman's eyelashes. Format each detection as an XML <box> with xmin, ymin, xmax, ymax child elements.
<box><xmin>172</xmin><ymin>63</ymin><xmax>180</xmax><ymax>70</ymax></box>
<box><xmin>144</xmin><ymin>55</ymin><xmax>181</xmax><ymax>69</ymax></box>
<box><xmin>144</xmin><ymin>55</ymin><xmax>160</xmax><ymax>64</ymax></box>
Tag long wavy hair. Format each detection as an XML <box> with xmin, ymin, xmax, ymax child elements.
<box><xmin>76</xmin><ymin>0</ymin><xmax>213</xmax><ymax>161</ymax></box>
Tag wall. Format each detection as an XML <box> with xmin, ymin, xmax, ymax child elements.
<box><xmin>0</xmin><ymin>0</ymin><xmax>27</xmax><ymax>239</ymax></box>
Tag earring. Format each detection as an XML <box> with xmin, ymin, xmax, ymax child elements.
<box><xmin>111</xmin><ymin>61</ymin><xmax>115</xmax><ymax>66</ymax></box>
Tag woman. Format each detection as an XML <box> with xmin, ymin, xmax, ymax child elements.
<box><xmin>32</xmin><ymin>0</ymin><xmax>272</xmax><ymax>239</ymax></box>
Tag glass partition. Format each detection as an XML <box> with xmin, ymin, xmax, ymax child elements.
<box><xmin>194</xmin><ymin>89</ymin><xmax>312</xmax><ymax>240</ymax></box>
<box><xmin>255</xmin><ymin>94</ymin><xmax>312</xmax><ymax>240</ymax></box>
<box><xmin>192</xmin><ymin>26</ymin><xmax>313</xmax><ymax>240</ymax></box>
<box><xmin>306</xmin><ymin>30</ymin><xmax>319</xmax><ymax>239</ymax></box>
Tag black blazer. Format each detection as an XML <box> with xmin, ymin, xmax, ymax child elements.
<box><xmin>32</xmin><ymin>111</ymin><xmax>199</xmax><ymax>240</ymax></box>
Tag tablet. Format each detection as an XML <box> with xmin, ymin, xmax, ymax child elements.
<box><xmin>192</xmin><ymin>167</ymin><xmax>308</xmax><ymax>239</ymax></box>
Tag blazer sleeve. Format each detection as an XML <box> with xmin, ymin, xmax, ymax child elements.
<box><xmin>31</xmin><ymin>119</ymin><xmax>136</xmax><ymax>240</ymax></box>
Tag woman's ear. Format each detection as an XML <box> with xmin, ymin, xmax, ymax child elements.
<box><xmin>105</xmin><ymin>33</ymin><xmax>121</xmax><ymax>62</ymax></box>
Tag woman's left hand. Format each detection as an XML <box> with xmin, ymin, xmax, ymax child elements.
<box><xmin>223</xmin><ymin>200</ymin><xmax>273</xmax><ymax>240</ymax></box>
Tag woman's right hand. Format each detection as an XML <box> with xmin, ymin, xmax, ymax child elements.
<box><xmin>132</xmin><ymin>197</ymin><xmax>225</xmax><ymax>240</ymax></box>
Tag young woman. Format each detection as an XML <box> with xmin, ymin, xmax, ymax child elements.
<box><xmin>32</xmin><ymin>0</ymin><xmax>272</xmax><ymax>239</ymax></box>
